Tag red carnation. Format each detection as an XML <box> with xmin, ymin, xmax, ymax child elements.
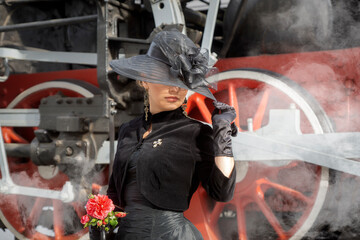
<box><xmin>80</xmin><ymin>215</ymin><xmax>90</xmax><ymax>224</ymax></box>
<box><xmin>115</xmin><ymin>212</ymin><xmax>127</xmax><ymax>218</ymax></box>
<box><xmin>86</xmin><ymin>194</ymin><xmax>115</xmax><ymax>220</ymax></box>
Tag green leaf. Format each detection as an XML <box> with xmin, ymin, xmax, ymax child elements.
<box><xmin>91</xmin><ymin>218</ymin><xmax>96</xmax><ymax>223</ymax></box>
<box><xmin>109</xmin><ymin>219</ymin><xmax>117</xmax><ymax>227</ymax></box>
<box><xmin>84</xmin><ymin>223</ymin><xmax>89</xmax><ymax>228</ymax></box>
<box><xmin>105</xmin><ymin>227</ymin><xmax>109</xmax><ymax>232</ymax></box>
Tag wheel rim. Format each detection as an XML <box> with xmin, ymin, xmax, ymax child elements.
<box><xmin>0</xmin><ymin>80</ymin><xmax>106</xmax><ymax>240</ymax></box>
<box><xmin>186</xmin><ymin>69</ymin><xmax>333</xmax><ymax>240</ymax></box>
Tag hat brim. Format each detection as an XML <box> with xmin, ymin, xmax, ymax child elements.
<box><xmin>109</xmin><ymin>55</ymin><xmax>215</xmax><ymax>100</ymax></box>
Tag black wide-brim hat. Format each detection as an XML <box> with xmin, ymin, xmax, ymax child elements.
<box><xmin>109</xmin><ymin>30</ymin><xmax>216</xmax><ymax>100</ymax></box>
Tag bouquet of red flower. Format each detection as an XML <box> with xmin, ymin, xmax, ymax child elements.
<box><xmin>80</xmin><ymin>194</ymin><xmax>126</xmax><ymax>232</ymax></box>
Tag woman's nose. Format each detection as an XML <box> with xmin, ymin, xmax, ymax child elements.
<box><xmin>169</xmin><ymin>86</ymin><xmax>180</xmax><ymax>93</ymax></box>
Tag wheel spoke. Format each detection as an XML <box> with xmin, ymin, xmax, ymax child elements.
<box><xmin>257</xmin><ymin>178</ymin><xmax>312</xmax><ymax>204</ymax></box>
<box><xmin>194</xmin><ymin>95</ymin><xmax>212</xmax><ymax>123</ymax></box>
<box><xmin>255</xmin><ymin>183</ymin><xmax>287</xmax><ymax>239</ymax></box>
<box><xmin>2</xmin><ymin>127</ymin><xmax>28</xmax><ymax>143</ymax></box>
<box><xmin>26</xmin><ymin>198</ymin><xmax>46</xmax><ymax>233</ymax></box>
<box><xmin>0</xmin><ymin>195</ymin><xmax>26</xmax><ymax>233</ymax></box>
<box><xmin>256</xmin><ymin>196</ymin><xmax>288</xmax><ymax>239</ymax></box>
<box><xmin>253</xmin><ymin>89</ymin><xmax>270</xmax><ymax>130</ymax></box>
<box><xmin>31</xmin><ymin>232</ymin><xmax>52</xmax><ymax>240</ymax></box>
<box><xmin>1</xmin><ymin>127</ymin><xmax>12</xmax><ymax>143</ymax></box>
<box><xmin>228</xmin><ymin>83</ymin><xmax>241</xmax><ymax>130</ymax></box>
<box><xmin>71</xmin><ymin>202</ymin><xmax>86</xmax><ymax>220</ymax></box>
<box><xmin>236</xmin><ymin>202</ymin><xmax>247</xmax><ymax>240</ymax></box>
<box><xmin>209</xmin><ymin>202</ymin><xmax>225</xmax><ymax>229</ymax></box>
<box><xmin>53</xmin><ymin>200</ymin><xmax>65</xmax><ymax>240</ymax></box>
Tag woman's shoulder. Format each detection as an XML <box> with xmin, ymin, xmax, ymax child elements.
<box><xmin>117</xmin><ymin>116</ymin><xmax>143</xmax><ymax>135</ymax></box>
<box><xmin>183</xmin><ymin>116</ymin><xmax>213</xmax><ymax>134</ymax></box>
<box><xmin>127</xmin><ymin>115</ymin><xmax>143</xmax><ymax>127</ymax></box>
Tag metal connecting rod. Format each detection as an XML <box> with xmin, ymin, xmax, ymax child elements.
<box><xmin>232</xmin><ymin>108</ymin><xmax>360</xmax><ymax>177</ymax></box>
<box><xmin>0</xmin><ymin>14</ymin><xmax>97</xmax><ymax>32</ymax></box>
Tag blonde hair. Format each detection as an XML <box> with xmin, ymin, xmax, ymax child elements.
<box><xmin>136</xmin><ymin>80</ymin><xmax>144</xmax><ymax>88</ymax></box>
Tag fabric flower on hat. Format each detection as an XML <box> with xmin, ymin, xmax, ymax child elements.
<box><xmin>154</xmin><ymin>30</ymin><xmax>213</xmax><ymax>90</ymax></box>
<box><xmin>170</xmin><ymin>48</ymin><xmax>211</xmax><ymax>89</ymax></box>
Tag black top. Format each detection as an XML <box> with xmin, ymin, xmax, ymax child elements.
<box><xmin>107</xmin><ymin>107</ymin><xmax>236</xmax><ymax>211</ymax></box>
<box><xmin>122</xmin><ymin>147</ymin><xmax>155</xmax><ymax>208</ymax></box>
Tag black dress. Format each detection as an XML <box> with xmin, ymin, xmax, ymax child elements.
<box><xmin>108</xmin><ymin>107</ymin><xmax>236</xmax><ymax>239</ymax></box>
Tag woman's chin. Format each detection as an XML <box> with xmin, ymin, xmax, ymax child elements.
<box><xmin>163</xmin><ymin>103</ymin><xmax>182</xmax><ymax>111</ymax></box>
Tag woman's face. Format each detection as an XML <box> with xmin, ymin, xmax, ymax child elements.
<box><xmin>142</xmin><ymin>82</ymin><xmax>188</xmax><ymax>114</ymax></box>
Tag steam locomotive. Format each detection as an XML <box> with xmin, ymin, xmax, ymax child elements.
<box><xmin>0</xmin><ymin>0</ymin><xmax>359</xmax><ymax>239</ymax></box>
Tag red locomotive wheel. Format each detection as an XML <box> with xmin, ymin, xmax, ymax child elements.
<box><xmin>185</xmin><ymin>69</ymin><xmax>334</xmax><ymax>240</ymax></box>
<box><xmin>0</xmin><ymin>80</ymin><xmax>107</xmax><ymax>240</ymax></box>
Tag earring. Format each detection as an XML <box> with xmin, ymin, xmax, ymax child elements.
<box><xmin>182</xmin><ymin>98</ymin><xmax>188</xmax><ymax>116</ymax></box>
<box><xmin>144</xmin><ymin>91</ymin><xmax>149</xmax><ymax>121</ymax></box>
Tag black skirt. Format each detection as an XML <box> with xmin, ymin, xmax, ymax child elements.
<box><xmin>115</xmin><ymin>204</ymin><xmax>203</xmax><ymax>240</ymax></box>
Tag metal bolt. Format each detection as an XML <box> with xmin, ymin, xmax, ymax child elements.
<box><xmin>111</xmin><ymin>109</ymin><xmax>117</xmax><ymax>115</ymax></box>
<box><xmin>53</xmin><ymin>155</ymin><xmax>61</xmax><ymax>163</ymax></box>
<box><xmin>110</xmin><ymin>101</ymin><xmax>117</xmax><ymax>107</ymax></box>
<box><xmin>76</xmin><ymin>141</ymin><xmax>82</xmax><ymax>147</ymax></box>
<box><xmin>61</xmin><ymin>192</ymin><xmax>69</xmax><ymax>201</ymax></box>
<box><xmin>75</xmin><ymin>156</ymin><xmax>83</xmax><ymax>163</ymax></box>
<box><xmin>55</xmin><ymin>140</ymin><xmax>63</xmax><ymax>147</ymax></box>
<box><xmin>65</xmin><ymin>147</ymin><xmax>74</xmax><ymax>156</ymax></box>
<box><xmin>247</xmin><ymin>118</ymin><xmax>253</xmax><ymax>132</ymax></box>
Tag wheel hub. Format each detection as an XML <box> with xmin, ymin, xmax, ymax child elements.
<box><xmin>235</xmin><ymin>161</ymin><xmax>249</xmax><ymax>183</ymax></box>
<box><xmin>37</xmin><ymin>165</ymin><xmax>59</xmax><ymax>180</ymax></box>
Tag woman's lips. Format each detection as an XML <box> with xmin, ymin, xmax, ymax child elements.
<box><xmin>165</xmin><ymin>96</ymin><xmax>179</xmax><ymax>102</ymax></box>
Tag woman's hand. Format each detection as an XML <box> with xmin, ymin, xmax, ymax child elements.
<box><xmin>212</xmin><ymin>101</ymin><xmax>237</xmax><ymax>156</ymax></box>
<box><xmin>212</xmin><ymin>101</ymin><xmax>238</xmax><ymax>177</ymax></box>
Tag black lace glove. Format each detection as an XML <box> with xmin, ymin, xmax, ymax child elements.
<box><xmin>211</xmin><ymin>101</ymin><xmax>238</xmax><ymax>157</ymax></box>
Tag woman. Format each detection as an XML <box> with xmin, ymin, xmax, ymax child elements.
<box><xmin>106</xmin><ymin>29</ymin><xmax>237</xmax><ymax>240</ymax></box>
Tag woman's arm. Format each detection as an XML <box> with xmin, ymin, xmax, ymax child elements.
<box><xmin>106</xmin><ymin>123</ymin><xmax>127</xmax><ymax>210</ymax></box>
<box><xmin>215</xmin><ymin>156</ymin><xmax>234</xmax><ymax>178</ymax></box>
<box><xmin>212</xmin><ymin>101</ymin><xmax>237</xmax><ymax>178</ymax></box>
<box><xmin>107</xmin><ymin>173</ymin><xmax>120</xmax><ymax>209</ymax></box>
<box><xmin>195</xmin><ymin>101</ymin><xmax>237</xmax><ymax>202</ymax></box>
